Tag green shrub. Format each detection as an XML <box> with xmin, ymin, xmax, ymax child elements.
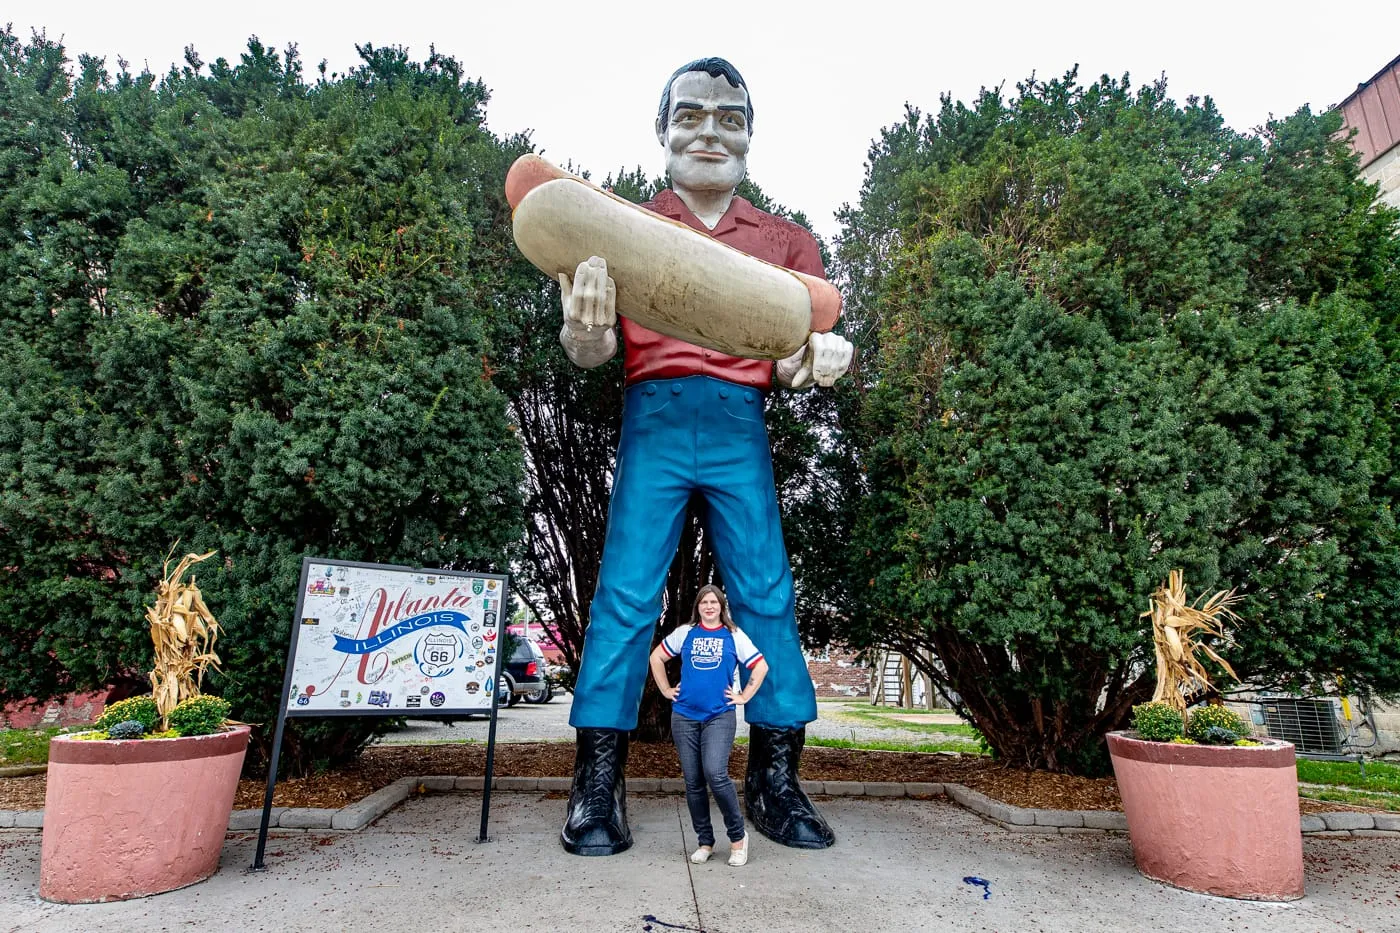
<box><xmin>1200</xmin><ymin>725</ymin><xmax>1241</xmax><ymax>745</ymax></box>
<box><xmin>167</xmin><ymin>696</ymin><xmax>231</xmax><ymax>737</ymax></box>
<box><xmin>1186</xmin><ymin>705</ymin><xmax>1248</xmax><ymax>743</ymax></box>
<box><xmin>1133</xmin><ymin>702</ymin><xmax>1185</xmax><ymax>741</ymax></box>
<box><xmin>105</xmin><ymin>720</ymin><xmax>146</xmax><ymax>740</ymax></box>
<box><xmin>95</xmin><ymin>697</ymin><xmax>159</xmax><ymax>733</ymax></box>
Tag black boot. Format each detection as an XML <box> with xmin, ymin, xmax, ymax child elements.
<box><xmin>560</xmin><ymin>728</ymin><xmax>633</xmax><ymax>855</ymax></box>
<box><xmin>745</xmin><ymin>724</ymin><xmax>835</xmax><ymax>849</ymax></box>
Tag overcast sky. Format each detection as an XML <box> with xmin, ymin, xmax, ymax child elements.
<box><xmin>8</xmin><ymin>2</ymin><xmax>1399</xmax><ymax>240</ymax></box>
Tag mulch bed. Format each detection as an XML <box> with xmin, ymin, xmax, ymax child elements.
<box><xmin>1</xmin><ymin>742</ymin><xmax>1369</xmax><ymax>815</ymax></box>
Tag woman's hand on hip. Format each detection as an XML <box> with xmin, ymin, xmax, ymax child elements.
<box><xmin>725</xmin><ymin>686</ymin><xmax>747</xmax><ymax>705</ymax></box>
<box><xmin>661</xmin><ymin>684</ymin><xmax>679</xmax><ymax>701</ymax></box>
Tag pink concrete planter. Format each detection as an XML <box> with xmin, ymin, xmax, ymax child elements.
<box><xmin>1106</xmin><ymin>730</ymin><xmax>1303</xmax><ymax>900</ymax></box>
<box><xmin>40</xmin><ymin>724</ymin><xmax>250</xmax><ymax>903</ymax></box>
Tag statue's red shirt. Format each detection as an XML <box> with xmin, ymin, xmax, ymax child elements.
<box><xmin>621</xmin><ymin>190</ymin><xmax>829</xmax><ymax>390</ymax></box>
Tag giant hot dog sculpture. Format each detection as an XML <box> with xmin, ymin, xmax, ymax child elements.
<box><xmin>505</xmin><ymin>154</ymin><xmax>840</xmax><ymax>361</ymax></box>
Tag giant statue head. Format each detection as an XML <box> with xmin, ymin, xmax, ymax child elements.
<box><xmin>655</xmin><ymin>57</ymin><xmax>752</xmax><ymax>197</ymax></box>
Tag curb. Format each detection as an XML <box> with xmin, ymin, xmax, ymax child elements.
<box><xmin>4</xmin><ymin>779</ymin><xmax>1395</xmax><ymax>837</ymax></box>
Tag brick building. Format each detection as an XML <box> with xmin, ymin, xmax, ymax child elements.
<box><xmin>1338</xmin><ymin>53</ymin><xmax>1400</xmax><ymax>210</ymax></box>
<box><xmin>1334</xmin><ymin>53</ymin><xmax>1400</xmax><ymax>754</ymax></box>
<box><xmin>805</xmin><ymin>646</ymin><xmax>871</xmax><ymax>698</ymax></box>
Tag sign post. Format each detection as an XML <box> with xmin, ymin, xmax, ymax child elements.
<box><xmin>252</xmin><ymin>558</ymin><xmax>510</xmax><ymax>870</ymax></box>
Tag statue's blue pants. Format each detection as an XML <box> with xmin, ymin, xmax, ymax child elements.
<box><xmin>569</xmin><ymin>375</ymin><xmax>817</xmax><ymax>731</ymax></box>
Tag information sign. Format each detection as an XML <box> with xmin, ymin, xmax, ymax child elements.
<box><xmin>253</xmin><ymin>558</ymin><xmax>510</xmax><ymax>870</ymax></box>
<box><xmin>286</xmin><ymin>561</ymin><xmax>507</xmax><ymax>716</ymax></box>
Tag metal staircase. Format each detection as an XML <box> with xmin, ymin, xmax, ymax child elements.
<box><xmin>871</xmin><ymin>650</ymin><xmax>908</xmax><ymax>706</ymax></box>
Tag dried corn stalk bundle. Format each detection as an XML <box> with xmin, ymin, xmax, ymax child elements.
<box><xmin>1145</xmin><ymin>569</ymin><xmax>1242</xmax><ymax>712</ymax></box>
<box><xmin>147</xmin><ymin>550</ymin><xmax>222</xmax><ymax>727</ymax></box>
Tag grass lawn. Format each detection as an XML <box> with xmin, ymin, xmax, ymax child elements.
<box><xmin>0</xmin><ymin>727</ymin><xmax>65</xmax><ymax>767</ymax></box>
<box><xmin>806</xmin><ymin>737</ymin><xmax>986</xmax><ymax>755</ymax></box>
<box><xmin>1297</xmin><ymin>786</ymin><xmax>1400</xmax><ymax>812</ymax></box>
<box><xmin>1296</xmin><ymin>758</ymin><xmax>1400</xmax><ymax>795</ymax></box>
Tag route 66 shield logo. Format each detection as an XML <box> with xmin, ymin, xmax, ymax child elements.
<box><xmin>416</xmin><ymin>631</ymin><xmax>462</xmax><ymax>678</ymax></box>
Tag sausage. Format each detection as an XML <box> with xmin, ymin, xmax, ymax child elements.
<box><xmin>505</xmin><ymin>154</ymin><xmax>840</xmax><ymax>361</ymax></box>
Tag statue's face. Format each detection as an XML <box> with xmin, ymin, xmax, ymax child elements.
<box><xmin>657</xmin><ymin>70</ymin><xmax>750</xmax><ymax>195</ymax></box>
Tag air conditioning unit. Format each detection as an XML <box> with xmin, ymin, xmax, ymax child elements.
<box><xmin>1257</xmin><ymin>697</ymin><xmax>1345</xmax><ymax>755</ymax></box>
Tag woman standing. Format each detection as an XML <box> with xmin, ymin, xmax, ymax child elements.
<box><xmin>650</xmin><ymin>584</ymin><xmax>768</xmax><ymax>866</ymax></box>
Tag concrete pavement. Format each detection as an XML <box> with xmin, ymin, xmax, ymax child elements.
<box><xmin>4</xmin><ymin>792</ymin><xmax>1398</xmax><ymax>932</ymax></box>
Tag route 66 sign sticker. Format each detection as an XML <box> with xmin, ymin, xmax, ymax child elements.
<box><xmin>415</xmin><ymin>631</ymin><xmax>463</xmax><ymax>677</ymax></box>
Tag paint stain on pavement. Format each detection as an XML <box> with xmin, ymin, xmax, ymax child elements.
<box><xmin>962</xmin><ymin>875</ymin><xmax>992</xmax><ymax>899</ymax></box>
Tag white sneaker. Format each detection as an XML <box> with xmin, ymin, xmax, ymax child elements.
<box><xmin>728</xmin><ymin>835</ymin><xmax>749</xmax><ymax>867</ymax></box>
<box><xmin>689</xmin><ymin>846</ymin><xmax>713</xmax><ymax>864</ymax></box>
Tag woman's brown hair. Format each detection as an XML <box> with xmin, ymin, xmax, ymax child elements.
<box><xmin>690</xmin><ymin>583</ymin><xmax>736</xmax><ymax>632</ymax></box>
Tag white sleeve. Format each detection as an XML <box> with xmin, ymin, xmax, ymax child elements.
<box><xmin>732</xmin><ymin>629</ymin><xmax>763</xmax><ymax>669</ymax></box>
<box><xmin>660</xmin><ymin>625</ymin><xmax>690</xmax><ymax>659</ymax></box>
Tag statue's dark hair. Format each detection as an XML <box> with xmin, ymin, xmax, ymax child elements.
<box><xmin>656</xmin><ymin>57</ymin><xmax>753</xmax><ymax>134</ymax></box>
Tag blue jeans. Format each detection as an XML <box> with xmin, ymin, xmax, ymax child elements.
<box><xmin>569</xmin><ymin>376</ymin><xmax>817</xmax><ymax>731</ymax></box>
<box><xmin>671</xmin><ymin>708</ymin><xmax>745</xmax><ymax>846</ymax></box>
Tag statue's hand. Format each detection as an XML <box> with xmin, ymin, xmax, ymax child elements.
<box><xmin>560</xmin><ymin>256</ymin><xmax>616</xmax><ymax>338</ymax></box>
<box><xmin>558</xmin><ymin>256</ymin><xmax>618</xmax><ymax>368</ymax></box>
<box><xmin>777</xmin><ymin>331</ymin><xmax>853</xmax><ymax>389</ymax></box>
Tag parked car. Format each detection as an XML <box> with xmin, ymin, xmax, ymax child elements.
<box><xmin>496</xmin><ymin>637</ymin><xmax>551</xmax><ymax>706</ymax></box>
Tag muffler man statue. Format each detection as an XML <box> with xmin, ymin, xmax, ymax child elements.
<box><xmin>557</xmin><ymin>56</ymin><xmax>854</xmax><ymax>855</ymax></box>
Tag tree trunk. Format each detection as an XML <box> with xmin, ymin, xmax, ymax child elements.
<box><xmin>898</xmin><ymin>629</ymin><xmax>1153</xmax><ymax>776</ymax></box>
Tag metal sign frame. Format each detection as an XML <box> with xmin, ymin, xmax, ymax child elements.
<box><xmin>252</xmin><ymin>557</ymin><xmax>509</xmax><ymax>870</ymax></box>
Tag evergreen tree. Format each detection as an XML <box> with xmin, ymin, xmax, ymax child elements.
<box><xmin>837</xmin><ymin>70</ymin><xmax>1400</xmax><ymax>774</ymax></box>
<box><xmin>0</xmin><ymin>33</ymin><xmax>523</xmax><ymax>773</ymax></box>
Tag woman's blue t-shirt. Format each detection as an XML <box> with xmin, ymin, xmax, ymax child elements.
<box><xmin>661</xmin><ymin>623</ymin><xmax>763</xmax><ymax>722</ymax></box>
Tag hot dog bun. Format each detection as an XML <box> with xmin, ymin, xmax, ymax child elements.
<box><xmin>506</xmin><ymin>154</ymin><xmax>839</xmax><ymax>361</ymax></box>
